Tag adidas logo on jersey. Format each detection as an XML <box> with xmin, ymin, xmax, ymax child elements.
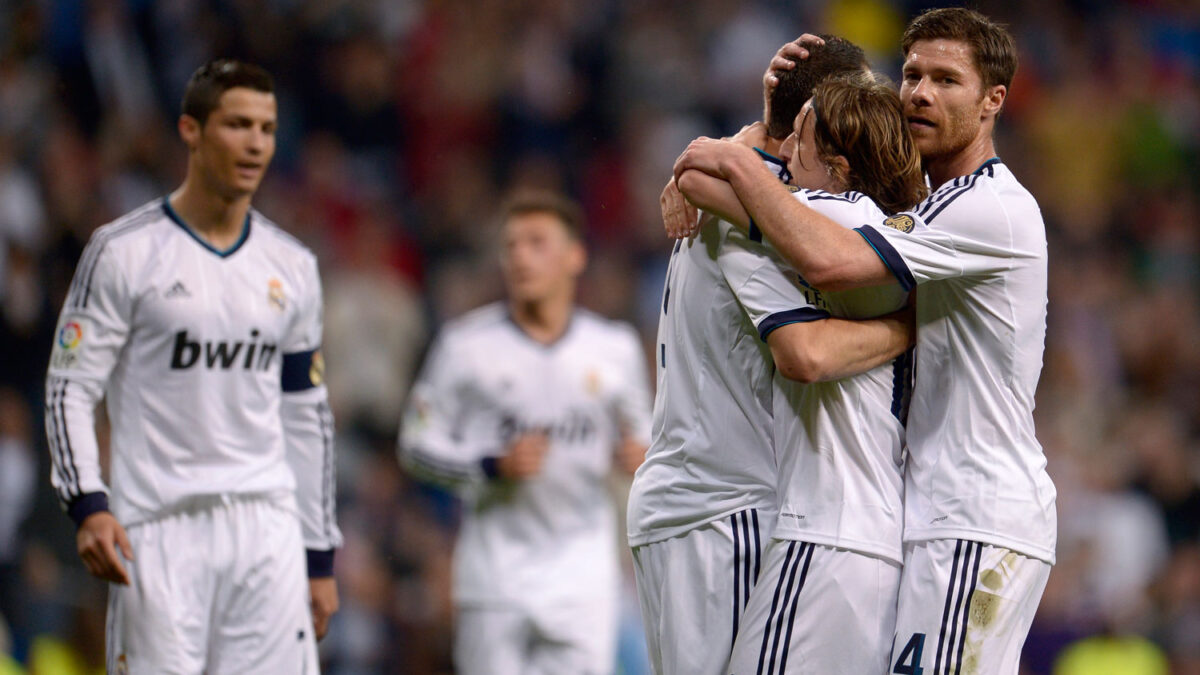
<box><xmin>170</xmin><ymin>329</ymin><xmax>277</xmax><ymax>371</ymax></box>
<box><xmin>164</xmin><ymin>280</ymin><xmax>191</xmax><ymax>298</ymax></box>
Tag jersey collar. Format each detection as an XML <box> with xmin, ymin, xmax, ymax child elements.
<box><xmin>162</xmin><ymin>198</ymin><xmax>252</xmax><ymax>258</ymax></box>
<box><xmin>974</xmin><ymin>157</ymin><xmax>1002</xmax><ymax>174</ymax></box>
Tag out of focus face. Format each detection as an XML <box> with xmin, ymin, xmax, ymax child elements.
<box><xmin>501</xmin><ymin>211</ymin><xmax>585</xmax><ymax>304</ymax></box>
<box><xmin>781</xmin><ymin>100</ymin><xmax>836</xmax><ymax>191</ymax></box>
<box><xmin>900</xmin><ymin>39</ymin><xmax>988</xmax><ymax>163</ymax></box>
<box><xmin>183</xmin><ymin>87</ymin><xmax>277</xmax><ymax>200</ymax></box>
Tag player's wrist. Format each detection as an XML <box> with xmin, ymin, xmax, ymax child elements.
<box><xmin>480</xmin><ymin>456</ymin><xmax>501</xmax><ymax>479</ymax></box>
<box><xmin>67</xmin><ymin>492</ymin><xmax>110</xmax><ymax>528</ymax></box>
<box><xmin>306</xmin><ymin>548</ymin><xmax>336</xmax><ymax>578</ymax></box>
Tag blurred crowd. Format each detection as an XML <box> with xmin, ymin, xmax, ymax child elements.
<box><xmin>0</xmin><ymin>0</ymin><xmax>1197</xmax><ymax>673</ymax></box>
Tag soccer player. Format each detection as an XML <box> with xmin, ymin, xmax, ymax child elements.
<box><xmin>675</xmin><ymin>73</ymin><xmax>927</xmax><ymax>674</ymax></box>
<box><xmin>44</xmin><ymin>59</ymin><xmax>341</xmax><ymax>673</ymax></box>
<box><xmin>399</xmin><ymin>191</ymin><xmax>652</xmax><ymax>675</ymax></box>
<box><xmin>628</xmin><ymin>39</ymin><xmax>913</xmax><ymax>675</ymax></box>
<box><xmin>674</xmin><ymin>9</ymin><xmax>1056</xmax><ymax>673</ymax></box>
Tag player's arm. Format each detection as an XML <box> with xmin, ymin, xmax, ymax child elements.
<box><xmin>675</xmin><ymin>168</ymin><xmax>750</xmax><ymax>230</ymax></box>
<box><xmin>675</xmin><ymin>138</ymin><xmax>893</xmax><ymax>291</ymax></box>
<box><xmin>45</xmin><ymin>240</ymin><xmax>135</xmax><ymax>585</ymax></box>
<box><xmin>717</xmin><ymin>224</ymin><xmax>913</xmax><ymax>383</ymax></box>
<box><xmin>612</xmin><ymin>327</ymin><xmax>653</xmax><ymax>475</ymax></box>
<box><xmin>280</xmin><ymin>256</ymin><xmax>342</xmax><ymax>638</ymax></box>
<box><xmin>399</xmin><ymin>337</ymin><xmax>547</xmax><ymax>487</ymax></box>
<box><xmin>765</xmin><ymin>307</ymin><xmax>914</xmax><ymax>383</ymax></box>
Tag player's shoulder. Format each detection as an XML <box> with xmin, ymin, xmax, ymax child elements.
<box><xmin>799</xmin><ymin>188</ymin><xmax>886</xmax><ymax>225</ymax></box>
<box><xmin>799</xmin><ymin>188</ymin><xmax>870</xmax><ymax>205</ymax></box>
<box><xmin>913</xmin><ymin>159</ymin><xmax>1039</xmax><ymax>227</ymax></box>
<box><xmin>250</xmin><ymin>209</ymin><xmax>317</xmax><ymax>263</ymax></box>
<box><xmin>87</xmin><ymin>199</ymin><xmax>170</xmax><ymax>251</ymax></box>
<box><xmin>572</xmin><ymin>308</ymin><xmax>641</xmax><ymax>347</ymax></box>
<box><xmin>440</xmin><ymin>302</ymin><xmax>510</xmax><ymax>342</ymax></box>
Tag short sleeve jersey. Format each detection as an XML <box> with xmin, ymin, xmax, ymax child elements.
<box><xmin>854</xmin><ymin>159</ymin><xmax>1056</xmax><ymax>563</ymax></box>
<box><xmin>627</xmin><ymin>155</ymin><xmax>797</xmax><ymax>547</ymax></box>
<box><xmin>728</xmin><ymin>189</ymin><xmax>911</xmax><ymax>562</ymax></box>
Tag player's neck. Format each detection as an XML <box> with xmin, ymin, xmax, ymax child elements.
<box><xmin>924</xmin><ymin>133</ymin><xmax>997</xmax><ymax>190</ymax></box>
<box><xmin>760</xmin><ymin>137</ymin><xmax>785</xmax><ymax>158</ymax></box>
<box><xmin>509</xmin><ymin>295</ymin><xmax>573</xmax><ymax>345</ymax></box>
<box><xmin>168</xmin><ymin>182</ymin><xmax>253</xmax><ymax>250</ymax></box>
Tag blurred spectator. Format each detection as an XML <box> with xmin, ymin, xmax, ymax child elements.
<box><xmin>0</xmin><ymin>389</ymin><xmax>35</xmax><ymax>659</ymax></box>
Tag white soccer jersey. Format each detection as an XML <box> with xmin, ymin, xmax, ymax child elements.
<box><xmin>730</xmin><ymin>189</ymin><xmax>910</xmax><ymax>563</ymax></box>
<box><xmin>626</xmin><ymin>154</ymin><xmax>792</xmax><ymax>547</ymax></box>
<box><xmin>400</xmin><ymin>303</ymin><xmax>652</xmax><ymax>607</ymax></box>
<box><xmin>855</xmin><ymin>159</ymin><xmax>1056</xmax><ymax>563</ymax></box>
<box><xmin>45</xmin><ymin>198</ymin><xmax>342</xmax><ymax>557</ymax></box>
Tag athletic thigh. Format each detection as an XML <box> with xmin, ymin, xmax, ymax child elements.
<box><xmin>455</xmin><ymin>605</ymin><xmax>530</xmax><ymax>675</ymax></box>
<box><xmin>207</xmin><ymin>499</ymin><xmax>319</xmax><ymax>675</ymax></box>
<box><xmin>632</xmin><ymin>509</ymin><xmax>767</xmax><ymax>675</ymax></box>
<box><xmin>890</xmin><ymin>539</ymin><xmax>1051</xmax><ymax>675</ymax></box>
<box><xmin>729</xmin><ymin>540</ymin><xmax>900</xmax><ymax>675</ymax></box>
<box><xmin>527</xmin><ymin>595</ymin><xmax>618</xmax><ymax>675</ymax></box>
<box><xmin>107</xmin><ymin>513</ymin><xmax>214</xmax><ymax>675</ymax></box>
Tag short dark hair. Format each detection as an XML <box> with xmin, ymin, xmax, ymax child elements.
<box><xmin>181</xmin><ymin>59</ymin><xmax>275</xmax><ymax>125</ymax></box>
<box><xmin>901</xmin><ymin>8</ymin><xmax>1017</xmax><ymax>90</ymax></box>
<box><xmin>766</xmin><ymin>35</ymin><xmax>868</xmax><ymax>139</ymax></box>
<box><xmin>500</xmin><ymin>190</ymin><xmax>585</xmax><ymax>241</ymax></box>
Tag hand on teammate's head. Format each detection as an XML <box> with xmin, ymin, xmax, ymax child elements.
<box><xmin>763</xmin><ymin>34</ymin><xmax>825</xmax><ymax>90</ymax></box>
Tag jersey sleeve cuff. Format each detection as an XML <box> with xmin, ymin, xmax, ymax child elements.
<box><xmin>480</xmin><ymin>456</ymin><xmax>501</xmax><ymax>479</ymax></box>
<box><xmin>306</xmin><ymin>549</ymin><xmax>336</xmax><ymax>578</ymax></box>
<box><xmin>67</xmin><ymin>492</ymin><xmax>110</xmax><ymax>528</ymax></box>
<box><xmin>758</xmin><ymin>307</ymin><xmax>831</xmax><ymax>341</ymax></box>
<box><xmin>855</xmin><ymin>225</ymin><xmax>916</xmax><ymax>292</ymax></box>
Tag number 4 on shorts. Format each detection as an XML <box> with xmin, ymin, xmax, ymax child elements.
<box><xmin>893</xmin><ymin>633</ymin><xmax>925</xmax><ymax>675</ymax></box>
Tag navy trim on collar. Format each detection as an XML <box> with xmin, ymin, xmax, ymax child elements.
<box><xmin>753</xmin><ymin>147</ymin><xmax>786</xmax><ymax>166</ymax></box>
<box><xmin>162</xmin><ymin>198</ymin><xmax>251</xmax><ymax>258</ymax></box>
<box><xmin>975</xmin><ymin>157</ymin><xmax>1001</xmax><ymax>174</ymax></box>
<box><xmin>506</xmin><ymin>309</ymin><xmax>576</xmax><ymax>349</ymax></box>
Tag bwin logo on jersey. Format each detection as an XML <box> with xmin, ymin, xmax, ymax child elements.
<box><xmin>170</xmin><ymin>329</ymin><xmax>277</xmax><ymax>371</ymax></box>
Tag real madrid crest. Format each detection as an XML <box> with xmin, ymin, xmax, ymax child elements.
<box><xmin>268</xmin><ymin>278</ymin><xmax>286</xmax><ymax>311</ymax></box>
<box><xmin>883</xmin><ymin>214</ymin><xmax>915</xmax><ymax>233</ymax></box>
<box><xmin>584</xmin><ymin>369</ymin><xmax>601</xmax><ymax>396</ymax></box>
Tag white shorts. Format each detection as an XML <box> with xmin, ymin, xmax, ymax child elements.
<box><xmin>728</xmin><ymin>539</ymin><xmax>900</xmax><ymax>675</ymax></box>
<box><xmin>890</xmin><ymin>539</ymin><xmax>1051</xmax><ymax>675</ymax></box>
<box><xmin>454</xmin><ymin>596</ymin><xmax>616</xmax><ymax>675</ymax></box>
<box><xmin>631</xmin><ymin>509</ymin><xmax>768</xmax><ymax>675</ymax></box>
<box><xmin>106</xmin><ymin>495</ymin><xmax>318</xmax><ymax>675</ymax></box>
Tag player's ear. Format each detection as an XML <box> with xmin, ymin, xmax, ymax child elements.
<box><xmin>178</xmin><ymin>114</ymin><xmax>201</xmax><ymax>151</ymax></box>
<box><xmin>567</xmin><ymin>239</ymin><xmax>587</xmax><ymax>276</ymax></box>
<box><xmin>981</xmin><ymin>84</ymin><xmax>1006</xmax><ymax>120</ymax></box>
<box><xmin>827</xmin><ymin>155</ymin><xmax>851</xmax><ymax>187</ymax></box>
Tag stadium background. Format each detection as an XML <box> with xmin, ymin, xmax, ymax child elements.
<box><xmin>0</xmin><ymin>0</ymin><xmax>1196</xmax><ymax>673</ymax></box>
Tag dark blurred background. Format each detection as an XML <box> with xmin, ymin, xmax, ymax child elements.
<box><xmin>0</xmin><ymin>1</ymin><xmax>1197</xmax><ymax>673</ymax></box>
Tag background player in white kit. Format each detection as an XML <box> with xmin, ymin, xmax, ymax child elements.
<box><xmin>400</xmin><ymin>191</ymin><xmax>651</xmax><ymax>675</ymax></box>
<box><xmin>674</xmin><ymin>9</ymin><xmax>1056</xmax><ymax>673</ymax></box>
<box><xmin>629</xmin><ymin>40</ymin><xmax>915</xmax><ymax>675</ymax></box>
<box><xmin>677</xmin><ymin>74</ymin><xmax>926</xmax><ymax>674</ymax></box>
<box><xmin>44</xmin><ymin>60</ymin><xmax>341</xmax><ymax>673</ymax></box>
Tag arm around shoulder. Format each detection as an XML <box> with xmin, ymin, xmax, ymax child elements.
<box><xmin>766</xmin><ymin>306</ymin><xmax>914</xmax><ymax>383</ymax></box>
